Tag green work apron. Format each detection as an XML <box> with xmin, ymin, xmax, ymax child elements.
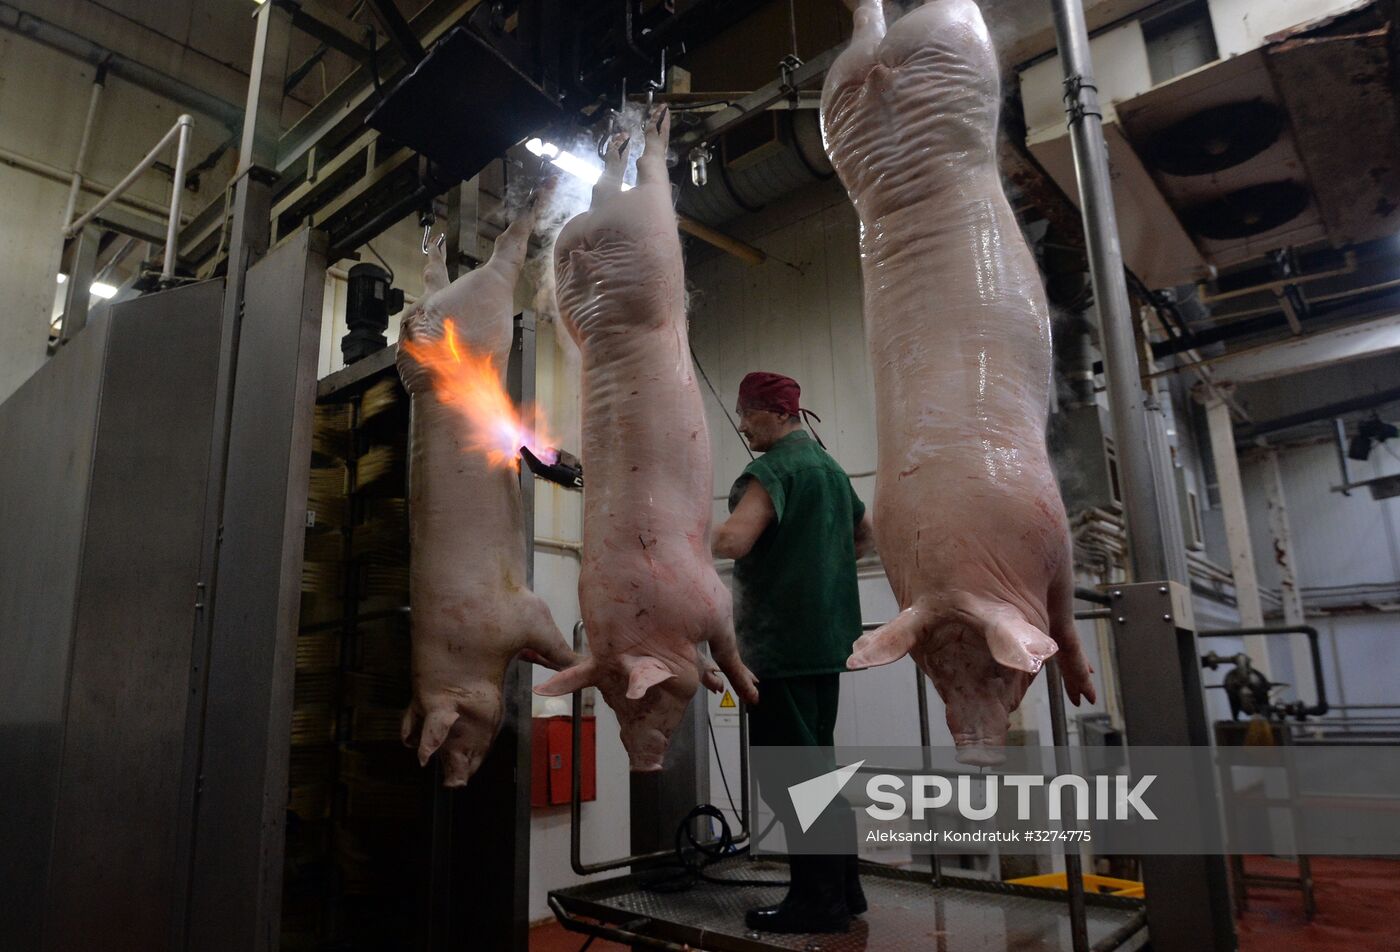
<box><xmin>728</xmin><ymin>429</ymin><xmax>865</xmax><ymax>681</ymax></box>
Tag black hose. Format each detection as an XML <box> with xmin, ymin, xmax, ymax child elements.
<box><xmin>639</xmin><ymin>803</ymin><xmax>790</xmax><ymax>893</ymax></box>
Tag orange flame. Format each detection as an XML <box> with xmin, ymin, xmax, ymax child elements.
<box><xmin>402</xmin><ymin>318</ymin><xmax>557</xmax><ymax>470</ymax></box>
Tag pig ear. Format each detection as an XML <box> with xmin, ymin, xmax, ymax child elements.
<box><xmin>848</xmin><ymin>608</ymin><xmax>926</xmax><ymax>670</ymax></box>
<box><xmin>624</xmin><ymin>656</ymin><xmax>675</xmax><ymax>700</ymax></box>
<box><xmin>534</xmin><ymin>660</ymin><xmax>597</xmax><ymax>697</ymax></box>
<box><xmin>984</xmin><ymin>612</ymin><xmax>1059</xmax><ymax>675</ymax></box>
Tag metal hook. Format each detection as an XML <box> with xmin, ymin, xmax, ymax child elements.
<box><xmin>421</xmin><ymin>224</ymin><xmax>445</xmax><ymax>254</ymax></box>
<box><xmin>646</xmin><ymin>48</ymin><xmax>666</xmax><ymax>110</ymax></box>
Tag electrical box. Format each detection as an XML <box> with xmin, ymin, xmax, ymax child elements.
<box><xmin>1175</xmin><ymin>466</ymin><xmax>1206</xmax><ymax>551</ymax></box>
<box><xmin>1050</xmin><ymin>403</ymin><xmax>1121</xmax><ymax>515</ymax></box>
<box><xmin>531</xmin><ymin>715</ymin><xmax>596</xmax><ymax>808</ymax></box>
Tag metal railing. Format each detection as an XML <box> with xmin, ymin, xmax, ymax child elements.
<box><xmin>64</xmin><ymin>113</ymin><xmax>192</xmax><ymax>282</ymax></box>
<box><xmin>565</xmin><ymin>616</ymin><xmax>750</xmax><ymax>879</ymax></box>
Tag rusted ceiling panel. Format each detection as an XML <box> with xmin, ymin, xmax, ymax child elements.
<box><xmin>1266</xmin><ymin>24</ymin><xmax>1400</xmax><ymax>246</ymax></box>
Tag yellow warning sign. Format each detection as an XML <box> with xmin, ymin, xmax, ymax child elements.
<box><xmin>719</xmin><ymin>690</ymin><xmax>737</xmax><ymax>709</ymax></box>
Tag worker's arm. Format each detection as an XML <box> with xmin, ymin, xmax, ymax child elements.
<box><xmin>712</xmin><ymin>478</ymin><xmax>775</xmax><ymax>560</ymax></box>
<box><xmin>853</xmin><ymin>510</ymin><xmax>876</xmax><ymax>559</ymax></box>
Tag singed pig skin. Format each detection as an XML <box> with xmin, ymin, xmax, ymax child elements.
<box><xmin>397</xmin><ymin>214</ymin><xmax>575</xmax><ymax>787</ymax></box>
<box><xmin>534</xmin><ymin>109</ymin><xmax>759</xmax><ymax>771</ymax></box>
<box><xmin>822</xmin><ymin>0</ymin><xmax>1096</xmax><ymax>764</ymax></box>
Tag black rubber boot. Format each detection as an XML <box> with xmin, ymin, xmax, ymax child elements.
<box><xmin>845</xmin><ymin>855</ymin><xmax>867</xmax><ymax>915</ymax></box>
<box><xmin>745</xmin><ymin>855</ymin><xmax>851</xmax><ymax>934</ymax></box>
<box><xmin>746</xmin><ymin>855</ymin><xmax>796</xmax><ymax>919</ymax></box>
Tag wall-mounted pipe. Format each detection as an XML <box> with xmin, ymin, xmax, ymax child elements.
<box><xmin>0</xmin><ymin>144</ymin><xmax>170</xmax><ymax>220</ymax></box>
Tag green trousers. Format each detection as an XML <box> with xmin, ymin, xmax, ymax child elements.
<box><xmin>747</xmin><ymin>673</ymin><xmax>841</xmax><ymax>748</ymax></box>
<box><xmin>748</xmin><ymin>674</ymin><xmax>855</xmax><ymax>854</ymax></box>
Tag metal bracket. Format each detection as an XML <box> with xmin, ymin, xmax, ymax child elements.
<box><xmin>1061</xmin><ymin>74</ymin><xmax>1102</xmax><ymax>125</ymax></box>
<box><xmin>778</xmin><ymin>53</ymin><xmax>804</xmax><ymax>99</ymax></box>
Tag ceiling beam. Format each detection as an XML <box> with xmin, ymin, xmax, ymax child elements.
<box><xmin>1169</xmin><ymin>311</ymin><xmax>1400</xmax><ymax>385</ymax></box>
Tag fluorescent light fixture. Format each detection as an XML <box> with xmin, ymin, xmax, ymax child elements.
<box><xmin>90</xmin><ymin>282</ymin><xmax>118</xmax><ymax>299</ymax></box>
<box><xmin>56</xmin><ymin>273</ymin><xmax>67</xmax><ymax>284</ymax></box>
<box><xmin>526</xmin><ymin>137</ymin><xmax>632</xmax><ymax>191</ymax></box>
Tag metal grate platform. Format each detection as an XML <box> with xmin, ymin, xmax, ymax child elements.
<box><xmin>549</xmin><ymin>857</ymin><xmax>1147</xmax><ymax>952</ymax></box>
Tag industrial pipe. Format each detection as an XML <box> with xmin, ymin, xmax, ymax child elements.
<box><xmin>1233</xmin><ymin>385</ymin><xmax>1400</xmax><ymax>444</ymax></box>
<box><xmin>1046</xmin><ymin>660</ymin><xmax>1091</xmax><ymax>952</ymax></box>
<box><xmin>62</xmin><ymin>64</ymin><xmax>106</xmax><ymax>232</ymax></box>
<box><xmin>162</xmin><ymin>116</ymin><xmax>193</xmax><ymax>280</ymax></box>
<box><xmin>1050</xmin><ymin>0</ymin><xmax>1176</xmax><ymax>582</ymax></box>
<box><xmin>677</xmin><ymin>214</ymin><xmax>766</xmax><ymax>266</ymax></box>
<box><xmin>1198</xmin><ymin>624</ymin><xmax>1330</xmax><ymax>717</ymax></box>
<box><xmin>0</xmin><ymin>144</ymin><xmax>171</xmax><ymax>220</ymax></box>
<box><xmin>0</xmin><ymin>2</ymin><xmax>242</xmax><ymax>131</ymax></box>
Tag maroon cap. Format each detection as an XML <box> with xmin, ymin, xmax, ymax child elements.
<box><xmin>737</xmin><ymin>371</ymin><xmax>801</xmax><ymax>416</ymax></box>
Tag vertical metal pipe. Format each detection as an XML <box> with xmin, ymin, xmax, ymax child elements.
<box><xmin>62</xmin><ymin>66</ymin><xmax>106</xmax><ymax>231</ymax></box>
<box><xmin>1333</xmin><ymin>418</ymin><xmax>1353</xmax><ymax>493</ymax></box>
<box><xmin>915</xmin><ymin>669</ymin><xmax>932</xmax><ymax>748</ymax></box>
<box><xmin>1049</xmin><ymin>0</ymin><xmax>1171</xmax><ymax>582</ymax></box>
<box><xmin>571</xmin><ymin>620</ymin><xmax>585</xmax><ymax>873</ymax></box>
<box><xmin>162</xmin><ymin>116</ymin><xmax>193</xmax><ymax>281</ymax></box>
<box><xmin>914</xmin><ymin>670</ymin><xmax>941</xmax><ymax>885</ymax></box>
<box><xmin>1046</xmin><ymin>661</ymin><xmax>1089</xmax><ymax>952</ymax></box>
<box><xmin>739</xmin><ymin>697</ymin><xmax>751</xmax><ymax>839</ymax></box>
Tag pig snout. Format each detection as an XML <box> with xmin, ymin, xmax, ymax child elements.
<box><xmin>401</xmin><ymin>680</ymin><xmax>504</xmax><ymax>787</ymax></box>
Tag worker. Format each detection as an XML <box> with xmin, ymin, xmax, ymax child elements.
<box><xmin>712</xmin><ymin>370</ymin><xmax>875</xmax><ymax>934</ymax></box>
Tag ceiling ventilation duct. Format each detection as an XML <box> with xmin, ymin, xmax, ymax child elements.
<box><xmin>1143</xmin><ymin>100</ymin><xmax>1283</xmax><ymax>176</ymax></box>
<box><xmin>1181</xmin><ymin>181</ymin><xmax>1310</xmax><ymax>240</ymax></box>
<box><xmin>677</xmin><ymin>109</ymin><xmax>833</xmax><ymax>226</ymax></box>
